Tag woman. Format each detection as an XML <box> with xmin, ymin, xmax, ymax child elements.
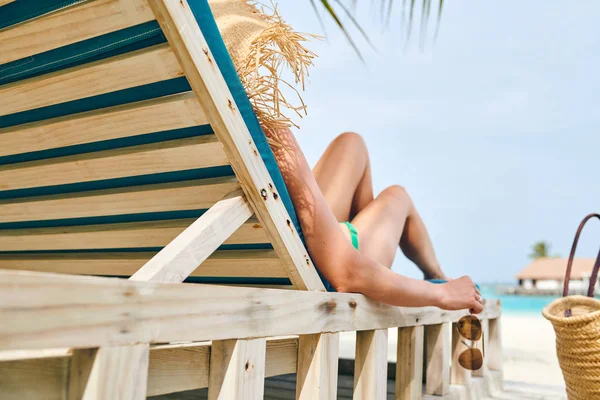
<box><xmin>269</xmin><ymin>129</ymin><xmax>483</xmax><ymax>313</ymax></box>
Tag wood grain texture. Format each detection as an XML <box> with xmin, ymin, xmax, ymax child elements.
<box><xmin>296</xmin><ymin>333</ymin><xmax>339</xmax><ymax>400</ymax></box>
<box><xmin>130</xmin><ymin>191</ymin><xmax>252</xmax><ymax>283</ymax></box>
<box><xmin>353</xmin><ymin>329</ymin><xmax>388</xmax><ymax>400</ymax></box>
<box><xmin>0</xmin><ymin>176</ymin><xmax>239</xmax><ymax>224</ymax></box>
<box><xmin>395</xmin><ymin>325</ymin><xmax>423</xmax><ymax>400</ymax></box>
<box><xmin>0</xmin><ymin>135</ymin><xmax>227</xmax><ymax>192</ymax></box>
<box><xmin>0</xmin><ymin>92</ymin><xmax>207</xmax><ymax>158</ymax></box>
<box><xmin>1</xmin><ymin>44</ymin><xmax>181</xmax><ymax>117</ymax></box>
<box><xmin>0</xmin><ymin>353</ymin><xmax>69</xmax><ymax>400</ymax></box>
<box><xmin>0</xmin><ymin>218</ymin><xmax>267</xmax><ymax>251</ymax></box>
<box><xmin>424</xmin><ymin>323</ymin><xmax>450</xmax><ymax>396</ymax></box>
<box><xmin>148</xmin><ymin>0</ymin><xmax>325</xmax><ymax>291</ymax></box>
<box><xmin>208</xmin><ymin>338</ymin><xmax>267</xmax><ymax>400</ymax></box>
<box><xmin>0</xmin><ymin>0</ymin><xmax>155</xmax><ymax>65</ymax></box>
<box><xmin>0</xmin><ymin>249</ymin><xmax>284</xmax><ymax>278</ymax></box>
<box><xmin>0</xmin><ymin>270</ymin><xmax>503</xmax><ymax>350</ymax></box>
<box><xmin>68</xmin><ymin>349</ymin><xmax>97</xmax><ymax>400</ymax></box>
<box><xmin>450</xmin><ymin>322</ymin><xmax>471</xmax><ymax>385</ymax></box>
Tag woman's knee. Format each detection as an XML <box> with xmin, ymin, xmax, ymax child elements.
<box><xmin>332</xmin><ymin>131</ymin><xmax>368</xmax><ymax>155</ymax></box>
<box><xmin>378</xmin><ymin>185</ymin><xmax>412</xmax><ymax>205</ymax></box>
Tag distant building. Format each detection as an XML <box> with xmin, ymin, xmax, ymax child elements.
<box><xmin>516</xmin><ymin>258</ymin><xmax>598</xmax><ymax>292</ymax></box>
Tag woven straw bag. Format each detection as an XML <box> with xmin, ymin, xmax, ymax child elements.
<box><xmin>543</xmin><ymin>213</ymin><xmax>600</xmax><ymax>400</ymax></box>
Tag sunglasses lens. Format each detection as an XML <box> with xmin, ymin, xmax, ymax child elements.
<box><xmin>457</xmin><ymin>315</ymin><xmax>482</xmax><ymax>341</ymax></box>
<box><xmin>458</xmin><ymin>348</ymin><xmax>483</xmax><ymax>371</ymax></box>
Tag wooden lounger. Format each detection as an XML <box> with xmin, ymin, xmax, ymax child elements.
<box><xmin>0</xmin><ymin>1</ymin><xmax>503</xmax><ymax>399</ymax></box>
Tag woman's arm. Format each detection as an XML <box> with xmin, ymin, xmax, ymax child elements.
<box><xmin>269</xmin><ymin>129</ymin><xmax>483</xmax><ymax>312</ymax></box>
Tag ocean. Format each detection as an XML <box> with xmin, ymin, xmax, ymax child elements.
<box><xmin>481</xmin><ymin>286</ymin><xmax>559</xmax><ymax>315</ymax></box>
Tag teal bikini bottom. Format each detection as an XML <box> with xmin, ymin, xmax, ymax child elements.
<box><xmin>343</xmin><ymin>221</ymin><xmax>359</xmax><ymax>250</ymax></box>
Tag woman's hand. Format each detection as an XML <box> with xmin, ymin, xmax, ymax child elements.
<box><xmin>435</xmin><ymin>276</ymin><xmax>483</xmax><ymax>313</ymax></box>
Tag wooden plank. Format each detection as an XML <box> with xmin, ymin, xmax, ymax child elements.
<box><xmin>68</xmin><ymin>349</ymin><xmax>97</xmax><ymax>400</ymax></box>
<box><xmin>0</xmin><ymin>0</ymin><xmax>155</xmax><ymax>66</ymax></box>
<box><xmin>0</xmin><ymin>176</ymin><xmax>239</xmax><ymax>224</ymax></box>
<box><xmin>0</xmin><ymin>44</ymin><xmax>181</xmax><ymax>117</ymax></box>
<box><xmin>488</xmin><ymin>317</ymin><xmax>502</xmax><ymax>372</ymax></box>
<box><xmin>0</xmin><ymin>338</ymin><xmax>297</xmax><ymax>399</ymax></box>
<box><xmin>0</xmin><ymin>0</ymin><xmax>16</xmax><ymax>7</ymax></box>
<box><xmin>208</xmin><ymin>338</ymin><xmax>267</xmax><ymax>400</ymax></box>
<box><xmin>130</xmin><ymin>190</ymin><xmax>252</xmax><ymax>282</ymax></box>
<box><xmin>353</xmin><ymin>329</ymin><xmax>388</xmax><ymax>400</ymax></box>
<box><xmin>0</xmin><ymin>269</ymin><xmax>503</xmax><ymax>350</ymax></box>
<box><xmin>0</xmin><ymin>249</ymin><xmax>285</xmax><ymax>278</ymax></box>
<box><xmin>396</xmin><ymin>325</ymin><xmax>423</xmax><ymax>400</ymax></box>
<box><xmin>296</xmin><ymin>333</ymin><xmax>339</xmax><ymax>400</ymax></box>
<box><xmin>0</xmin><ymin>218</ymin><xmax>267</xmax><ymax>251</ymax></box>
<box><xmin>78</xmin><ymin>344</ymin><xmax>149</xmax><ymax>400</ymax></box>
<box><xmin>0</xmin><ymin>135</ymin><xmax>227</xmax><ymax>193</ymax></box>
<box><xmin>450</xmin><ymin>322</ymin><xmax>471</xmax><ymax>385</ymax></box>
<box><xmin>148</xmin><ymin>0</ymin><xmax>325</xmax><ymax>291</ymax></box>
<box><xmin>0</xmin><ymin>353</ymin><xmax>69</xmax><ymax>400</ymax></box>
<box><xmin>424</xmin><ymin>323</ymin><xmax>450</xmax><ymax>396</ymax></box>
<box><xmin>0</xmin><ymin>92</ymin><xmax>207</xmax><ymax>158</ymax></box>
<box><xmin>472</xmin><ymin>318</ymin><xmax>488</xmax><ymax>378</ymax></box>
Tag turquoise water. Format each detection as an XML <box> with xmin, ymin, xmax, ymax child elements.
<box><xmin>480</xmin><ymin>287</ymin><xmax>559</xmax><ymax>315</ymax></box>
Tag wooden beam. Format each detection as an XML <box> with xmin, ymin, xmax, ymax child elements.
<box><xmin>0</xmin><ymin>338</ymin><xmax>297</xmax><ymax>399</ymax></box>
<box><xmin>1</xmin><ymin>44</ymin><xmax>181</xmax><ymax>117</ymax></box>
<box><xmin>148</xmin><ymin>0</ymin><xmax>325</xmax><ymax>291</ymax></box>
<box><xmin>0</xmin><ymin>269</ymin><xmax>502</xmax><ymax>350</ymax></box>
<box><xmin>424</xmin><ymin>323</ymin><xmax>450</xmax><ymax>396</ymax></box>
<box><xmin>450</xmin><ymin>322</ymin><xmax>471</xmax><ymax>385</ymax></box>
<box><xmin>296</xmin><ymin>333</ymin><xmax>339</xmax><ymax>400</ymax></box>
<box><xmin>0</xmin><ymin>0</ymin><xmax>155</xmax><ymax>65</ymax></box>
<box><xmin>395</xmin><ymin>325</ymin><xmax>423</xmax><ymax>400</ymax></box>
<box><xmin>0</xmin><ymin>135</ymin><xmax>227</xmax><ymax>193</ymax></box>
<box><xmin>0</xmin><ymin>218</ymin><xmax>268</xmax><ymax>251</ymax></box>
<box><xmin>0</xmin><ymin>249</ymin><xmax>285</xmax><ymax>278</ymax></box>
<box><xmin>488</xmin><ymin>317</ymin><xmax>503</xmax><ymax>372</ymax></box>
<box><xmin>353</xmin><ymin>329</ymin><xmax>388</xmax><ymax>400</ymax></box>
<box><xmin>130</xmin><ymin>190</ymin><xmax>251</xmax><ymax>282</ymax></box>
<box><xmin>0</xmin><ymin>92</ymin><xmax>207</xmax><ymax>159</ymax></box>
<box><xmin>208</xmin><ymin>338</ymin><xmax>267</xmax><ymax>400</ymax></box>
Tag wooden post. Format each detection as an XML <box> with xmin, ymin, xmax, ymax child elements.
<box><xmin>208</xmin><ymin>338</ymin><xmax>267</xmax><ymax>400</ymax></box>
<box><xmin>396</xmin><ymin>325</ymin><xmax>424</xmax><ymax>400</ymax></box>
<box><xmin>296</xmin><ymin>333</ymin><xmax>339</xmax><ymax>400</ymax></box>
<box><xmin>450</xmin><ymin>323</ymin><xmax>471</xmax><ymax>385</ymax></box>
<box><xmin>488</xmin><ymin>317</ymin><xmax>503</xmax><ymax>372</ymax></box>
<box><xmin>424</xmin><ymin>323</ymin><xmax>450</xmax><ymax>396</ymax></box>
<box><xmin>68</xmin><ymin>349</ymin><xmax>97</xmax><ymax>400</ymax></box>
<box><xmin>472</xmin><ymin>318</ymin><xmax>489</xmax><ymax>377</ymax></box>
<box><xmin>353</xmin><ymin>329</ymin><xmax>388</xmax><ymax>399</ymax></box>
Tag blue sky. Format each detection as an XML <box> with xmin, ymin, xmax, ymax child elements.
<box><xmin>276</xmin><ymin>0</ymin><xmax>600</xmax><ymax>283</ymax></box>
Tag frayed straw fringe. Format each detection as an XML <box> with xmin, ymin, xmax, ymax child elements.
<box><xmin>238</xmin><ymin>1</ymin><xmax>319</xmax><ymax>144</ymax></box>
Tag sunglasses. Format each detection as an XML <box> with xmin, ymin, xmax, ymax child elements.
<box><xmin>456</xmin><ymin>315</ymin><xmax>484</xmax><ymax>371</ymax></box>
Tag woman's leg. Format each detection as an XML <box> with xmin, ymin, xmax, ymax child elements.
<box><xmin>351</xmin><ymin>185</ymin><xmax>446</xmax><ymax>279</ymax></box>
<box><xmin>312</xmin><ymin>132</ymin><xmax>374</xmax><ymax>221</ymax></box>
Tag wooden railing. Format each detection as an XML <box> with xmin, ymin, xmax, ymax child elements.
<box><xmin>0</xmin><ymin>269</ymin><xmax>502</xmax><ymax>399</ymax></box>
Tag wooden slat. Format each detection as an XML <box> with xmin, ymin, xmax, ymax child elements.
<box><xmin>0</xmin><ymin>0</ymin><xmax>155</xmax><ymax>66</ymax></box>
<box><xmin>0</xmin><ymin>92</ymin><xmax>207</xmax><ymax>159</ymax></box>
<box><xmin>130</xmin><ymin>190</ymin><xmax>252</xmax><ymax>282</ymax></box>
<box><xmin>68</xmin><ymin>349</ymin><xmax>97</xmax><ymax>400</ymax></box>
<box><xmin>353</xmin><ymin>329</ymin><xmax>388</xmax><ymax>400</ymax></box>
<box><xmin>148</xmin><ymin>0</ymin><xmax>325</xmax><ymax>291</ymax></box>
<box><xmin>488</xmin><ymin>317</ymin><xmax>502</xmax><ymax>372</ymax></box>
<box><xmin>424</xmin><ymin>323</ymin><xmax>450</xmax><ymax>396</ymax></box>
<box><xmin>0</xmin><ymin>249</ymin><xmax>284</xmax><ymax>278</ymax></box>
<box><xmin>450</xmin><ymin>322</ymin><xmax>471</xmax><ymax>385</ymax></box>
<box><xmin>0</xmin><ymin>44</ymin><xmax>182</xmax><ymax>117</ymax></box>
<box><xmin>0</xmin><ymin>135</ymin><xmax>227</xmax><ymax>193</ymax></box>
<box><xmin>0</xmin><ymin>218</ymin><xmax>268</xmax><ymax>251</ymax></box>
<box><xmin>0</xmin><ymin>269</ymin><xmax>503</xmax><ymax>350</ymax></box>
<box><xmin>208</xmin><ymin>338</ymin><xmax>267</xmax><ymax>400</ymax></box>
<box><xmin>296</xmin><ymin>333</ymin><xmax>339</xmax><ymax>400</ymax></box>
<box><xmin>472</xmin><ymin>318</ymin><xmax>489</xmax><ymax>377</ymax></box>
<box><xmin>0</xmin><ymin>0</ymin><xmax>15</xmax><ymax>7</ymax></box>
<box><xmin>396</xmin><ymin>325</ymin><xmax>424</xmax><ymax>400</ymax></box>
<box><xmin>0</xmin><ymin>176</ymin><xmax>239</xmax><ymax>224</ymax></box>
<box><xmin>0</xmin><ymin>338</ymin><xmax>298</xmax><ymax>399</ymax></box>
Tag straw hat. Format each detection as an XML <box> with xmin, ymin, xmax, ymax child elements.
<box><xmin>209</xmin><ymin>0</ymin><xmax>318</xmax><ymax>134</ymax></box>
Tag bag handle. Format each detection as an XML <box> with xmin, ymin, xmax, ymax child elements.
<box><xmin>562</xmin><ymin>213</ymin><xmax>600</xmax><ymax>299</ymax></box>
